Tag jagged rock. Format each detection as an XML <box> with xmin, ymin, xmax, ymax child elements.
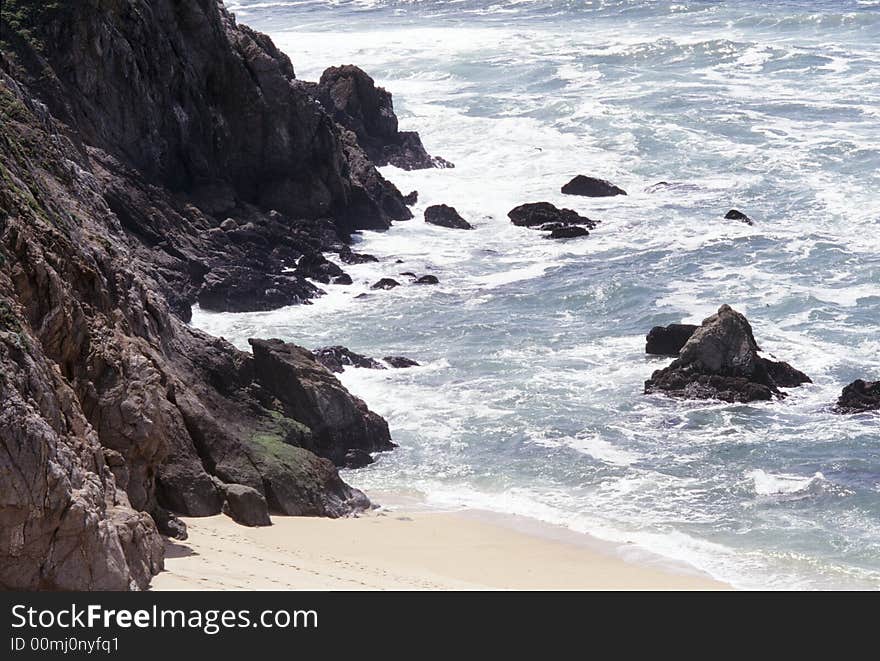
<box><xmin>249</xmin><ymin>339</ymin><xmax>395</xmax><ymax>465</ymax></box>
<box><xmin>561</xmin><ymin>175</ymin><xmax>627</xmax><ymax>197</ymax></box>
<box><xmin>313</xmin><ymin>346</ymin><xmax>386</xmax><ymax>373</ymax></box>
<box><xmin>415</xmin><ymin>275</ymin><xmax>439</xmax><ymax>285</ymax></box>
<box><xmin>296</xmin><ymin>252</ymin><xmax>350</xmax><ymax>284</ymax></box>
<box><xmin>309</xmin><ymin>65</ymin><xmax>453</xmax><ymax>170</ymax></box>
<box><xmin>371</xmin><ymin>278</ymin><xmax>401</xmax><ymax>290</ymax></box>
<box><xmin>725</xmin><ymin>209</ymin><xmax>753</xmax><ymax>225</ymax></box>
<box><xmin>836</xmin><ymin>380</ymin><xmax>880</xmax><ymax>413</ymax></box>
<box><xmin>338</xmin><ymin>246</ymin><xmax>379</xmax><ymax>264</ymax></box>
<box><xmin>403</xmin><ymin>191</ymin><xmax>419</xmax><ymax>205</ymax></box>
<box><xmin>220</xmin><ymin>484</ymin><xmax>272</xmax><ymax>527</ymax></box>
<box><xmin>198</xmin><ymin>267</ymin><xmax>321</xmax><ymax>312</ymax></box>
<box><xmin>644</xmin><ymin>305</ymin><xmax>811</xmax><ymax>403</ymax></box>
<box><xmin>645</xmin><ymin>324</ymin><xmax>699</xmax><ymax>356</ymax></box>
<box><xmin>508</xmin><ymin>202</ymin><xmax>599</xmax><ymax>229</ymax></box>
<box><xmin>424</xmin><ymin>204</ymin><xmax>474</xmax><ymax>230</ymax></box>
<box><xmin>547</xmin><ymin>226</ymin><xmax>589</xmax><ymax>239</ymax></box>
<box><xmin>384</xmin><ymin>356</ymin><xmax>420</xmax><ymax>368</ymax></box>
<box><xmin>343</xmin><ymin>449</ymin><xmax>375</xmax><ymax>469</ymax></box>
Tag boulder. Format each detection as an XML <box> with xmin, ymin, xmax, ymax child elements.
<box><xmin>403</xmin><ymin>190</ymin><xmax>419</xmax><ymax>205</ymax></box>
<box><xmin>725</xmin><ymin>209</ymin><xmax>753</xmax><ymax>225</ymax></box>
<box><xmin>313</xmin><ymin>346</ymin><xmax>387</xmax><ymax>373</ymax></box>
<box><xmin>220</xmin><ymin>484</ymin><xmax>272</xmax><ymax>527</ymax></box>
<box><xmin>384</xmin><ymin>356</ymin><xmax>420</xmax><ymax>368</ymax></box>
<box><xmin>508</xmin><ymin>202</ymin><xmax>598</xmax><ymax>229</ymax></box>
<box><xmin>424</xmin><ymin>204</ymin><xmax>474</xmax><ymax>230</ymax></box>
<box><xmin>296</xmin><ymin>252</ymin><xmax>350</xmax><ymax>284</ymax></box>
<box><xmin>415</xmin><ymin>275</ymin><xmax>439</xmax><ymax>285</ymax></box>
<box><xmin>371</xmin><ymin>278</ymin><xmax>401</xmax><ymax>290</ymax></box>
<box><xmin>198</xmin><ymin>267</ymin><xmax>321</xmax><ymax>312</ymax></box>
<box><xmin>836</xmin><ymin>379</ymin><xmax>880</xmax><ymax>413</ymax></box>
<box><xmin>561</xmin><ymin>175</ymin><xmax>627</xmax><ymax>197</ymax></box>
<box><xmin>645</xmin><ymin>324</ymin><xmax>699</xmax><ymax>356</ymax></box>
<box><xmin>343</xmin><ymin>449</ymin><xmax>374</xmax><ymax>469</ymax></box>
<box><xmin>338</xmin><ymin>246</ymin><xmax>379</xmax><ymax>264</ymax></box>
<box><xmin>151</xmin><ymin>507</ymin><xmax>188</xmax><ymax>540</ymax></box>
<box><xmin>644</xmin><ymin>305</ymin><xmax>811</xmax><ymax>403</ymax></box>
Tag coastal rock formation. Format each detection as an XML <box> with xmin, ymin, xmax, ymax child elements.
<box><xmin>725</xmin><ymin>209</ymin><xmax>753</xmax><ymax>225</ymax></box>
<box><xmin>220</xmin><ymin>484</ymin><xmax>272</xmax><ymax>527</ymax></box>
<box><xmin>313</xmin><ymin>346</ymin><xmax>387</xmax><ymax>373</ymax></box>
<box><xmin>547</xmin><ymin>226</ymin><xmax>589</xmax><ymax>239</ymax></box>
<box><xmin>296</xmin><ymin>252</ymin><xmax>351</xmax><ymax>285</ymax></box>
<box><xmin>425</xmin><ymin>204</ymin><xmax>474</xmax><ymax>230</ymax></box>
<box><xmin>645</xmin><ymin>305</ymin><xmax>811</xmax><ymax>403</ymax></box>
<box><xmin>415</xmin><ymin>275</ymin><xmax>440</xmax><ymax>285</ymax></box>
<box><xmin>338</xmin><ymin>246</ymin><xmax>379</xmax><ymax>264</ymax></box>
<box><xmin>645</xmin><ymin>324</ymin><xmax>699</xmax><ymax>355</ymax></box>
<box><xmin>0</xmin><ymin>0</ymin><xmax>418</xmax><ymax>590</ymax></box>
<box><xmin>249</xmin><ymin>339</ymin><xmax>395</xmax><ymax>465</ymax></box>
<box><xmin>836</xmin><ymin>380</ymin><xmax>880</xmax><ymax>413</ymax></box>
<box><xmin>561</xmin><ymin>175</ymin><xmax>627</xmax><ymax>197</ymax></box>
<box><xmin>508</xmin><ymin>203</ymin><xmax>599</xmax><ymax>229</ymax></box>
<box><xmin>309</xmin><ymin>65</ymin><xmax>453</xmax><ymax>170</ymax></box>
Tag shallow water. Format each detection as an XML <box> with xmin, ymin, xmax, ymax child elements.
<box><xmin>202</xmin><ymin>0</ymin><xmax>880</xmax><ymax>588</ymax></box>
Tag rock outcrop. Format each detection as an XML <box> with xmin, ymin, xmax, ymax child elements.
<box><xmin>561</xmin><ymin>175</ymin><xmax>627</xmax><ymax>197</ymax></box>
<box><xmin>424</xmin><ymin>204</ymin><xmax>474</xmax><ymax>230</ymax></box>
<box><xmin>645</xmin><ymin>324</ymin><xmax>699</xmax><ymax>356</ymax></box>
<box><xmin>508</xmin><ymin>202</ymin><xmax>598</xmax><ymax>240</ymax></box>
<box><xmin>0</xmin><ymin>1</ymin><xmax>417</xmax><ymax>590</ymax></box>
<box><xmin>835</xmin><ymin>380</ymin><xmax>880</xmax><ymax>413</ymax></box>
<box><xmin>313</xmin><ymin>346</ymin><xmax>386</xmax><ymax>373</ymax></box>
<box><xmin>645</xmin><ymin>305</ymin><xmax>811</xmax><ymax>403</ymax></box>
<box><xmin>308</xmin><ymin>65</ymin><xmax>452</xmax><ymax>170</ymax></box>
<box><xmin>384</xmin><ymin>356</ymin><xmax>420</xmax><ymax>368</ymax></box>
<box><xmin>371</xmin><ymin>278</ymin><xmax>401</xmax><ymax>290</ymax></box>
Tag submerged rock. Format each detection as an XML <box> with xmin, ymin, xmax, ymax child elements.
<box><xmin>415</xmin><ymin>275</ymin><xmax>439</xmax><ymax>285</ymax></box>
<box><xmin>836</xmin><ymin>379</ymin><xmax>880</xmax><ymax>413</ymax></box>
<box><xmin>508</xmin><ymin>202</ymin><xmax>598</xmax><ymax>229</ymax></box>
<box><xmin>338</xmin><ymin>246</ymin><xmax>379</xmax><ymax>264</ymax></box>
<box><xmin>198</xmin><ymin>267</ymin><xmax>321</xmax><ymax>312</ymax></box>
<box><xmin>384</xmin><ymin>356</ymin><xmax>420</xmax><ymax>368</ymax></box>
<box><xmin>561</xmin><ymin>175</ymin><xmax>627</xmax><ymax>197</ymax></box>
<box><xmin>644</xmin><ymin>305</ymin><xmax>811</xmax><ymax>403</ymax></box>
<box><xmin>424</xmin><ymin>204</ymin><xmax>474</xmax><ymax>230</ymax></box>
<box><xmin>403</xmin><ymin>190</ymin><xmax>419</xmax><ymax>205</ymax></box>
<box><xmin>296</xmin><ymin>252</ymin><xmax>350</xmax><ymax>284</ymax></box>
<box><xmin>313</xmin><ymin>346</ymin><xmax>386</xmax><ymax>373</ymax></box>
<box><xmin>371</xmin><ymin>278</ymin><xmax>401</xmax><ymax>290</ymax></box>
<box><xmin>645</xmin><ymin>324</ymin><xmax>699</xmax><ymax>356</ymax></box>
<box><xmin>725</xmin><ymin>209</ymin><xmax>753</xmax><ymax>225</ymax></box>
<box><xmin>547</xmin><ymin>225</ymin><xmax>589</xmax><ymax>239</ymax></box>
<box><xmin>343</xmin><ymin>449</ymin><xmax>375</xmax><ymax>469</ymax></box>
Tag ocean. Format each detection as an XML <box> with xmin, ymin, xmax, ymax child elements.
<box><xmin>197</xmin><ymin>0</ymin><xmax>880</xmax><ymax>589</ymax></box>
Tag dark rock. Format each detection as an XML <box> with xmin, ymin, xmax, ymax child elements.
<box><xmin>836</xmin><ymin>379</ymin><xmax>880</xmax><ymax>413</ymax></box>
<box><xmin>645</xmin><ymin>324</ymin><xmax>699</xmax><ymax>356</ymax></box>
<box><xmin>310</xmin><ymin>65</ymin><xmax>453</xmax><ymax>170</ymax></box>
<box><xmin>424</xmin><ymin>204</ymin><xmax>474</xmax><ymax>230</ymax></box>
<box><xmin>371</xmin><ymin>278</ymin><xmax>401</xmax><ymax>290</ymax></box>
<box><xmin>220</xmin><ymin>218</ymin><xmax>238</xmax><ymax>231</ymax></box>
<box><xmin>508</xmin><ymin>202</ymin><xmax>599</xmax><ymax>229</ymax></box>
<box><xmin>725</xmin><ymin>209</ymin><xmax>753</xmax><ymax>225</ymax></box>
<box><xmin>561</xmin><ymin>175</ymin><xmax>627</xmax><ymax>197</ymax></box>
<box><xmin>644</xmin><ymin>305</ymin><xmax>810</xmax><ymax>403</ymax></box>
<box><xmin>403</xmin><ymin>190</ymin><xmax>419</xmax><ymax>205</ymax></box>
<box><xmin>220</xmin><ymin>484</ymin><xmax>272</xmax><ymax>527</ymax></box>
<box><xmin>547</xmin><ymin>225</ymin><xmax>589</xmax><ymax>239</ymax></box>
<box><xmin>338</xmin><ymin>246</ymin><xmax>379</xmax><ymax>264</ymax></box>
<box><xmin>249</xmin><ymin>339</ymin><xmax>395</xmax><ymax>465</ymax></box>
<box><xmin>152</xmin><ymin>507</ymin><xmax>188</xmax><ymax>541</ymax></box>
<box><xmin>400</xmin><ymin>272</ymin><xmax>417</xmax><ymax>278</ymax></box>
<box><xmin>763</xmin><ymin>359</ymin><xmax>812</xmax><ymax>388</ymax></box>
<box><xmin>313</xmin><ymin>346</ymin><xmax>386</xmax><ymax>373</ymax></box>
<box><xmin>296</xmin><ymin>252</ymin><xmax>350</xmax><ymax>285</ymax></box>
<box><xmin>384</xmin><ymin>356</ymin><xmax>420</xmax><ymax>368</ymax></box>
<box><xmin>343</xmin><ymin>449</ymin><xmax>374</xmax><ymax>469</ymax></box>
<box><xmin>415</xmin><ymin>275</ymin><xmax>439</xmax><ymax>285</ymax></box>
<box><xmin>198</xmin><ymin>267</ymin><xmax>321</xmax><ymax>312</ymax></box>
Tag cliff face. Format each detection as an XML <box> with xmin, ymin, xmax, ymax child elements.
<box><xmin>0</xmin><ymin>1</ymin><xmax>410</xmax><ymax>590</ymax></box>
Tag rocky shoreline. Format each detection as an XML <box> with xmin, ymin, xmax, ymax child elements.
<box><xmin>0</xmin><ymin>1</ymin><xmax>874</xmax><ymax>593</ymax></box>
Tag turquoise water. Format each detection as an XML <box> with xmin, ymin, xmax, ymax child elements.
<box><xmin>200</xmin><ymin>0</ymin><xmax>880</xmax><ymax>588</ymax></box>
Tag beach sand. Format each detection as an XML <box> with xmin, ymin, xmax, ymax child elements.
<box><xmin>150</xmin><ymin>499</ymin><xmax>728</xmax><ymax>590</ymax></box>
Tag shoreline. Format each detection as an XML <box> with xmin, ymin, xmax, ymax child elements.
<box><xmin>151</xmin><ymin>495</ymin><xmax>729</xmax><ymax>590</ymax></box>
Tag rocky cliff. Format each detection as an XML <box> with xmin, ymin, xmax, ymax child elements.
<box><xmin>0</xmin><ymin>0</ymin><xmax>412</xmax><ymax>590</ymax></box>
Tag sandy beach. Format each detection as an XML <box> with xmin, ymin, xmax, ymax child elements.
<box><xmin>151</xmin><ymin>501</ymin><xmax>728</xmax><ymax>590</ymax></box>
